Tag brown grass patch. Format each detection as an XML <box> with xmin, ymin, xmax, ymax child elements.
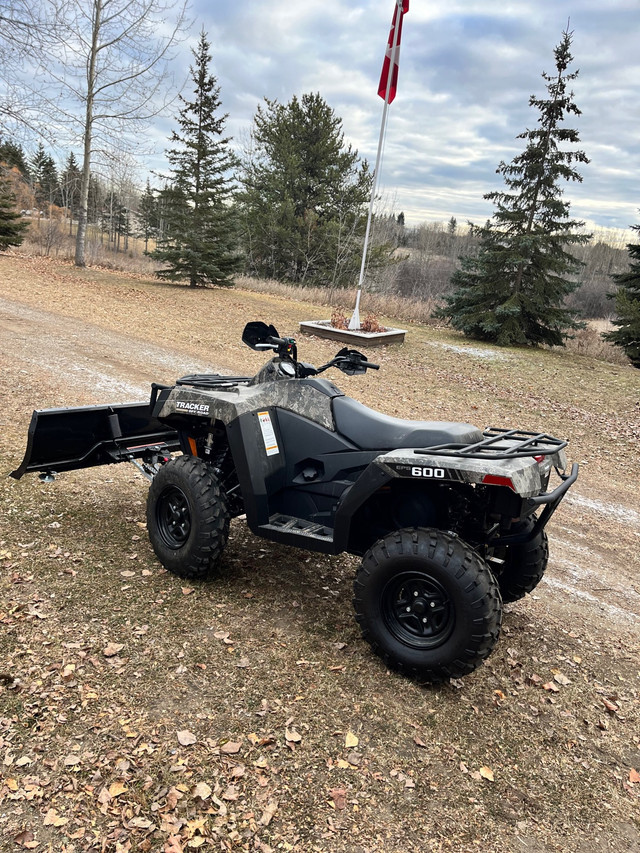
<box><xmin>1</xmin><ymin>254</ymin><xmax>639</xmax><ymax>852</ymax></box>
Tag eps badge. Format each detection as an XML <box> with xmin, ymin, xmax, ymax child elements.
<box><xmin>411</xmin><ymin>466</ymin><xmax>445</xmax><ymax>479</ymax></box>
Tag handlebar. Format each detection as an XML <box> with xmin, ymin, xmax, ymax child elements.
<box><xmin>242</xmin><ymin>322</ymin><xmax>379</xmax><ymax>379</ymax></box>
<box><xmin>314</xmin><ymin>350</ymin><xmax>379</xmax><ymax>376</ymax></box>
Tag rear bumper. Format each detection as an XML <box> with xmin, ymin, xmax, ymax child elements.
<box><xmin>491</xmin><ymin>463</ymin><xmax>579</xmax><ymax>544</ymax></box>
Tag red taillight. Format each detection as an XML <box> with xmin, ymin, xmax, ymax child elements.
<box><xmin>482</xmin><ymin>474</ymin><xmax>515</xmax><ymax>490</ymax></box>
<box><xmin>534</xmin><ymin>454</ymin><xmax>545</xmax><ymax>463</ymax></box>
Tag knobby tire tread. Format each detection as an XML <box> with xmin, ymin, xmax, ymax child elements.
<box><xmin>353</xmin><ymin>528</ymin><xmax>502</xmax><ymax>683</ymax></box>
<box><xmin>147</xmin><ymin>455</ymin><xmax>230</xmax><ymax>580</ymax></box>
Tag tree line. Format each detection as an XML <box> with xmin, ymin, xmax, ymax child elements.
<box><xmin>1</xmin><ymin>17</ymin><xmax>638</xmax><ymax>366</ymax></box>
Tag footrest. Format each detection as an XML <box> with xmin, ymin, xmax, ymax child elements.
<box><xmin>260</xmin><ymin>514</ymin><xmax>334</xmax><ymax>543</ymax></box>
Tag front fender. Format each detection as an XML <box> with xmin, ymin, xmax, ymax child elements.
<box><xmin>332</xmin><ymin>459</ymin><xmax>393</xmax><ymax>552</ymax></box>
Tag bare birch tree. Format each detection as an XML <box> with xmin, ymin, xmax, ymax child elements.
<box><xmin>0</xmin><ymin>0</ymin><xmax>41</xmax><ymax>134</ymax></box>
<box><xmin>43</xmin><ymin>0</ymin><xmax>190</xmax><ymax>266</ymax></box>
<box><xmin>1</xmin><ymin>0</ymin><xmax>189</xmax><ymax>265</ymax></box>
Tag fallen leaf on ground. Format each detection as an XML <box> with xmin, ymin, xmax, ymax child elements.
<box><xmin>108</xmin><ymin>780</ymin><xmax>128</xmax><ymax>797</ymax></box>
<box><xmin>222</xmin><ymin>784</ymin><xmax>239</xmax><ymax>801</ymax></box>
<box><xmin>220</xmin><ymin>740</ymin><xmax>242</xmax><ymax>754</ymax></box>
<box><xmin>345</xmin><ymin>731</ymin><xmax>358</xmax><ymax>748</ymax></box>
<box><xmin>258</xmin><ymin>800</ymin><xmax>278</xmax><ymax>826</ymax></box>
<box><xmin>192</xmin><ymin>781</ymin><xmax>212</xmax><ymax>800</ymax></box>
<box><xmin>166</xmin><ymin>787</ymin><xmax>183</xmax><ymax>809</ymax></box>
<box><xmin>103</xmin><ymin>642</ymin><xmax>124</xmax><ymax>657</ymax></box>
<box><xmin>329</xmin><ymin>788</ymin><xmax>347</xmax><ymax>810</ymax></box>
<box><xmin>553</xmin><ymin>672</ymin><xmax>571</xmax><ymax>686</ymax></box>
<box><xmin>629</xmin><ymin>768</ymin><xmax>640</xmax><ymax>784</ymax></box>
<box><xmin>603</xmin><ymin>698</ymin><xmax>619</xmax><ymax>714</ymax></box>
<box><xmin>542</xmin><ymin>682</ymin><xmax>560</xmax><ymax>693</ymax></box>
<box><xmin>479</xmin><ymin>766</ymin><xmax>495</xmax><ymax>782</ymax></box>
<box><xmin>177</xmin><ymin>730</ymin><xmax>197</xmax><ymax>746</ymax></box>
<box><xmin>44</xmin><ymin>808</ymin><xmax>69</xmax><ymax>826</ymax></box>
<box><xmin>285</xmin><ymin>727</ymin><xmax>302</xmax><ymax>743</ymax></box>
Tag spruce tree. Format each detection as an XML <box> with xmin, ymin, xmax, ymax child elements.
<box><xmin>152</xmin><ymin>30</ymin><xmax>239</xmax><ymax>287</ymax></box>
<box><xmin>138</xmin><ymin>178</ymin><xmax>159</xmax><ymax>252</ymax></box>
<box><xmin>0</xmin><ymin>176</ymin><xmax>28</xmax><ymax>250</ymax></box>
<box><xmin>603</xmin><ymin>220</ymin><xmax>640</xmax><ymax>367</ymax></box>
<box><xmin>0</xmin><ymin>139</ymin><xmax>28</xmax><ymax>176</ymax></box>
<box><xmin>436</xmin><ymin>30</ymin><xmax>590</xmax><ymax>347</ymax></box>
<box><xmin>30</xmin><ymin>142</ymin><xmax>60</xmax><ymax>208</ymax></box>
<box><xmin>60</xmin><ymin>152</ymin><xmax>82</xmax><ymax>233</ymax></box>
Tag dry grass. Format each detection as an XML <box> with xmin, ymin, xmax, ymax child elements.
<box><xmin>234</xmin><ymin>275</ymin><xmax>440</xmax><ymax>327</ymax></box>
<box><xmin>562</xmin><ymin>322</ymin><xmax>630</xmax><ymax>365</ymax></box>
<box><xmin>1</xmin><ymin>254</ymin><xmax>639</xmax><ymax>852</ymax></box>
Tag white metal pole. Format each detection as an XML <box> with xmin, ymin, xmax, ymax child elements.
<box><xmin>349</xmin><ymin>0</ymin><xmax>404</xmax><ymax>331</ymax></box>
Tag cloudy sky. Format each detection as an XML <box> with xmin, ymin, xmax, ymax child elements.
<box><xmin>179</xmin><ymin>0</ymin><xmax>639</xmax><ymax>232</ymax></box>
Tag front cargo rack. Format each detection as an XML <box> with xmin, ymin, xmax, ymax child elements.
<box><xmin>176</xmin><ymin>374</ymin><xmax>252</xmax><ymax>390</ymax></box>
<box><xmin>415</xmin><ymin>428</ymin><xmax>568</xmax><ymax>460</ymax></box>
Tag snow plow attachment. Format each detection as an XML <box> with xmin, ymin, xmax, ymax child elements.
<box><xmin>10</xmin><ymin>401</ymin><xmax>180</xmax><ymax>480</ymax></box>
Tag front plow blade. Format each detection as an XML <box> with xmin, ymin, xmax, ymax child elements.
<box><xmin>10</xmin><ymin>402</ymin><xmax>180</xmax><ymax>479</ymax></box>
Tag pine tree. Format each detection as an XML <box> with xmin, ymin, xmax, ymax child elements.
<box><xmin>0</xmin><ymin>176</ymin><xmax>29</xmax><ymax>250</ymax></box>
<box><xmin>238</xmin><ymin>92</ymin><xmax>372</xmax><ymax>288</ymax></box>
<box><xmin>152</xmin><ymin>30</ymin><xmax>239</xmax><ymax>287</ymax></box>
<box><xmin>436</xmin><ymin>30</ymin><xmax>590</xmax><ymax>347</ymax></box>
<box><xmin>603</xmin><ymin>220</ymin><xmax>640</xmax><ymax>367</ymax></box>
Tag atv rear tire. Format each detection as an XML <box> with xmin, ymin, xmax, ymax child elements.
<box><xmin>493</xmin><ymin>518</ymin><xmax>549</xmax><ymax>603</ymax></box>
<box><xmin>147</xmin><ymin>455</ymin><xmax>230</xmax><ymax>579</ymax></box>
<box><xmin>353</xmin><ymin>528</ymin><xmax>502</xmax><ymax>682</ymax></box>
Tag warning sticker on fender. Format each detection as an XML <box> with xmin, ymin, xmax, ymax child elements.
<box><xmin>258</xmin><ymin>411</ymin><xmax>280</xmax><ymax>457</ymax></box>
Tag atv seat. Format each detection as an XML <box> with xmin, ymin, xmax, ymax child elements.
<box><xmin>332</xmin><ymin>396</ymin><xmax>483</xmax><ymax>451</ymax></box>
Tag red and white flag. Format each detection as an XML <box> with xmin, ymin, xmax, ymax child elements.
<box><xmin>378</xmin><ymin>0</ymin><xmax>409</xmax><ymax>104</ymax></box>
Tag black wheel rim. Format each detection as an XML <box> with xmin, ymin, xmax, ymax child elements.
<box><xmin>156</xmin><ymin>485</ymin><xmax>192</xmax><ymax>549</ymax></box>
<box><xmin>382</xmin><ymin>571</ymin><xmax>455</xmax><ymax>649</ymax></box>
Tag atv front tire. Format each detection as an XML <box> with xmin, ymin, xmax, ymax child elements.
<box><xmin>147</xmin><ymin>455</ymin><xmax>230</xmax><ymax>579</ymax></box>
<box><xmin>353</xmin><ymin>528</ymin><xmax>502</xmax><ymax>682</ymax></box>
<box><xmin>492</xmin><ymin>518</ymin><xmax>549</xmax><ymax>603</ymax></box>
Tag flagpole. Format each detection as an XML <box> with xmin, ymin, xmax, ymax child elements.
<box><xmin>349</xmin><ymin>0</ymin><xmax>405</xmax><ymax>331</ymax></box>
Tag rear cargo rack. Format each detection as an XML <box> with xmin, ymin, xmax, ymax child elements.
<box><xmin>415</xmin><ymin>427</ymin><xmax>568</xmax><ymax>460</ymax></box>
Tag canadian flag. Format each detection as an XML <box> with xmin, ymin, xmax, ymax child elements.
<box><xmin>378</xmin><ymin>0</ymin><xmax>409</xmax><ymax>104</ymax></box>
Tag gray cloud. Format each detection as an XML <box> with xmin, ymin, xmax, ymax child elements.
<box><xmin>175</xmin><ymin>0</ymin><xmax>639</xmax><ymax>231</ymax></box>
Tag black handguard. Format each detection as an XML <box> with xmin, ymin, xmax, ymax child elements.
<box><xmin>335</xmin><ymin>348</ymin><xmax>380</xmax><ymax>375</ymax></box>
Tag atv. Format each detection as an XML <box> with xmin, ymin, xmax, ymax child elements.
<box><xmin>11</xmin><ymin>321</ymin><xmax>578</xmax><ymax>682</ymax></box>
